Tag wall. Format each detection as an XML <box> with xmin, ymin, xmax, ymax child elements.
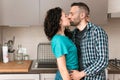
<box><xmin>1</xmin><ymin>19</ymin><xmax>120</xmax><ymax>59</ymax></box>
<box><xmin>103</xmin><ymin>18</ymin><xmax>120</xmax><ymax>59</ymax></box>
<box><xmin>2</xmin><ymin>26</ymin><xmax>49</xmax><ymax>59</ymax></box>
<box><xmin>0</xmin><ymin>27</ymin><xmax>2</xmax><ymax>44</ymax></box>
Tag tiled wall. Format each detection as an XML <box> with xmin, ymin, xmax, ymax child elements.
<box><xmin>0</xmin><ymin>18</ymin><xmax>120</xmax><ymax>60</ymax></box>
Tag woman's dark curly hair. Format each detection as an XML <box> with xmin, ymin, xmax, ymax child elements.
<box><xmin>44</xmin><ymin>7</ymin><xmax>62</xmax><ymax>40</ymax></box>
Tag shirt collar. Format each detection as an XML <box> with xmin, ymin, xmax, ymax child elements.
<box><xmin>74</xmin><ymin>22</ymin><xmax>91</xmax><ymax>32</ymax></box>
<box><xmin>86</xmin><ymin>22</ymin><xmax>93</xmax><ymax>31</ymax></box>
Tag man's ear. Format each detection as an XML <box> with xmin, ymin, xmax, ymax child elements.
<box><xmin>80</xmin><ymin>12</ymin><xmax>86</xmax><ymax>19</ymax></box>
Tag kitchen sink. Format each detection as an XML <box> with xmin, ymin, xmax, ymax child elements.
<box><xmin>31</xmin><ymin>60</ymin><xmax>58</xmax><ymax>70</ymax></box>
<box><xmin>31</xmin><ymin>43</ymin><xmax>58</xmax><ymax>70</ymax></box>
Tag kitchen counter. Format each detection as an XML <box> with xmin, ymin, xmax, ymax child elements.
<box><xmin>0</xmin><ymin>60</ymin><xmax>32</xmax><ymax>73</ymax></box>
<box><xmin>0</xmin><ymin>60</ymin><xmax>57</xmax><ymax>74</ymax></box>
<box><xmin>0</xmin><ymin>60</ymin><xmax>120</xmax><ymax>74</ymax></box>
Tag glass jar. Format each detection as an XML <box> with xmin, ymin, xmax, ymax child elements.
<box><xmin>15</xmin><ymin>44</ymin><xmax>23</xmax><ymax>64</ymax></box>
<box><xmin>16</xmin><ymin>53</ymin><xmax>23</xmax><ymax>64</ymax></box>
<box><xmin>23</xmin><ymin>55</ymin><xmax>29</xmax><ymax>60</ymax></box>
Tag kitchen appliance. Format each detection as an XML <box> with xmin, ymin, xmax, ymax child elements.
<box><xmin>108</xmin><ymin>58</ymin><xmax>120</xmax><ymax>70</ymax></box>
<box><xmin>31</xmin><ymin>43</ymin><xmax>57</xmax><ymax>70</ymax></box>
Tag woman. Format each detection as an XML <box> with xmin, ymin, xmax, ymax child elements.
<box><xmin>44</xmin><ymin>7</ymin><xmax>78</xmax><ymax>80</ymax></box>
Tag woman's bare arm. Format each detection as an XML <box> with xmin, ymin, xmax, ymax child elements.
<box><xmin>57</xmin><ymin>55</ymin><xmax>71</xmax><ymax>80</ymax></box>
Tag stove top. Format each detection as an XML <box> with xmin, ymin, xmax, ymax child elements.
<box><xmin>108</xmin><ymin>59</ymin><xmax>120</xmax><ymax>70</ymax></box>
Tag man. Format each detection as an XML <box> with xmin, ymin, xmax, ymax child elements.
<box><xmin>68</xmin><ymin>2</ymin><xmax>109</xmax><ymax>80</ymax></box>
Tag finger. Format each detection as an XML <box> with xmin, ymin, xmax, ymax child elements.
<box><xmin>70</xmin><ymin>75</ymin><xmax>73</xmax><ymax>79</ymax></box>
<box><xmin>70</xmin><ymin>70</ymin><xmax>73</xmax><ymax>73</ymax></box>
<box><xmin>70</xmin><ymin>73</ymin><xmax>73</xmax><ymax>78</ymax></box>
<box><xmin>70</xmin><ymin>72</ymin><xmax>73</xmax><ymax>75</ymax></box>
<box><xmin>70</xmin><ymin>70</ymin><xmax>76</xmax><ymax>73</ymax></box>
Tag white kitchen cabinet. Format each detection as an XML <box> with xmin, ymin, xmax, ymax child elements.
<box><xmin>0</xmin><ymin>0</ymin><xmax>107</xmax><ymax>26</ymax></box>
<box><xmin>108</xmin><ymin>74</ymin><xmax>115</xmax><ymax>80</ymax></box>
<box><xmin>40</xmin><ymin>74</ymin><xmax>55</xmax><ymax>80</ymax></box>
<box><xmin>114</xmin><ymin>74</ymin><xmax>120</xmax><ymax>80</ymax></box>
<box><xmin>111</xmin><ymin>13</ymin><xmax>120</xmax><ymax>18</ymax></box>
<box><xmin>108</xmin><ymin>74</ymin><xmax>120</xmax><ymax>80</ymax></box>
<box><xmin>1</xmin><ymin>0</ymin><xmax>40</xmax><ymax>26</ymax></box>
<box><xmin>0</xmin><ymin>0</ymin><xmax>3</xmax><ymax>25</ymax></box>
<box><xmin>39</xmin><ymin>0</ymin><xmax>107</xmax><ymax>26</ymax></box>
<box><xmin>0</xmin><ymin>74</ymin><xmax>39</xmax><ymax>80</ymax></box>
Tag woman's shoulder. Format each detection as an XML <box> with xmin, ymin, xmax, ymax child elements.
<box><xmin>51</xmin><ymin>34</ymin><xmax>63</xmax><ymax>42</ymax></box>
<box><xmin>51</xmin><ymin>34</ymin><xmax>69</xmax><ymax>44</ymax></box>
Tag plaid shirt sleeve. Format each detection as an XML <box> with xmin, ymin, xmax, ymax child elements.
<box><xmin>83</xmin><ymin>27</ymin><xmax>109</xmax><ymax>76</ymax></box>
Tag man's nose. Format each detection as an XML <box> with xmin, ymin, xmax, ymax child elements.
<box><xmin>68</xmin><ymin>14</ymin><xmax>71</xmax><ymax>19</ymax></box>
<box><xmin>68</xmin><ymin>15</ymin><xmax>70</xmax><ymax>19</ymax></box>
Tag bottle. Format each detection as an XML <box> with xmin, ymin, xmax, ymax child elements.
<box><xmin>2</xmin><ymin>43</ymin><xmax>9</xmax><ymax>63</ymax></box>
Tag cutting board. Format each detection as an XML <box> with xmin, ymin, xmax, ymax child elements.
<box><xmin>0</xmin><ymin>60</ymin><xmax>32</xmax><ymax>72</ymax></box>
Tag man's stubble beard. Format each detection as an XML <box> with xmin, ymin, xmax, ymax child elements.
<box><xmin>70</xmin><ymin>21</ymin><xmax>80</xmax><ymax>27</ymax></box>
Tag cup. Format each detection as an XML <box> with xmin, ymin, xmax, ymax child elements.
<box><xmin>8</xmin><ymin>53</ymin><xmax>14</xmax><ymax>61</ymax></box>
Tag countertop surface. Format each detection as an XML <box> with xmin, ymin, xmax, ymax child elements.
<box><xmin>0</xmin><ymin>60</ymin><xmax>32</xmax><ymax>73</ymax></box>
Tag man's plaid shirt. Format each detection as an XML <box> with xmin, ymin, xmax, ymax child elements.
<box><xmin>72</xmin><ymin>22</ymin><xmax>109</xmax><ymax>80</ymax></box>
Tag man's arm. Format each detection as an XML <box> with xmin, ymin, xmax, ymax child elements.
<box><xmin>83</xmin><ymin>29</ymin><xmax>109</xmax><ymax>76</ymax></box>
<box><xmin>70</xmin><ymin>29</ymin><xmax>109</xmax><ymax>79</ymax></box>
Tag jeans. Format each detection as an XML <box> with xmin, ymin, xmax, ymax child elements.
<box><xmin>55</xmin><ymin>71</ymin><xmax>63</xmax><ymax>80</ymax></box>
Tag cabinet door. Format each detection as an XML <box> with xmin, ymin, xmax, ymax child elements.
<box><xmin>1</xmin><ymin>0</ymin><xmax>39</xmax><ymax>26</ymax></box>
<box><xmin>40</xmin><ymin>74</ymin><xmax>55</xmax><ymax>80</ymax></box>
<box><xmin>114</xmin><ymin>74</ymin><xmax>120</xmax><ymax>80</ymax></box>
<box><xmin>0</xmin><ymin>74</ymin><xmax>39</xmax><ymax>80</ymax></box>
<box><xmin>0</xmin><ymin>0</ymin><xmax>3</xmax><ymax>25</ymax></box>
<box><xmin>39</xmin><ymin>0</ymin><xmax>107</xmax><ymax>26</ymax></box>
<box><xmin>108</xmin><ymin>74</ymin><xmax>115</xmax><ymax>80</ymax></box>
<box><xmin>111</xmin><ymin>13</ymin><xmax>120</xmax><ymax>18</ymax></box>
